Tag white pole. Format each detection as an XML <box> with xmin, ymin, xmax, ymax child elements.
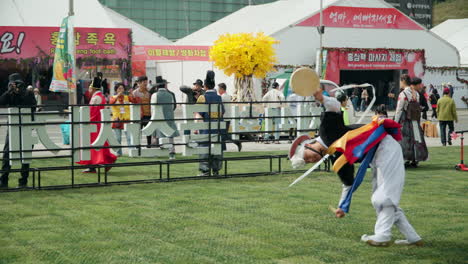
<box><xmin>68</xmin><ymin>0</ymin><xmax>76</xmax><ymax>105</ymax></box>
<box><xmin>317</xmin><ymin>0</ymin><xmax>323</xmax><ymax>78</ymax></box>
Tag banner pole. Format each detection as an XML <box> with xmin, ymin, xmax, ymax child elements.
<box><xmin>68</xmin><ymin>0</ymin><xmax>76</xmax><ymax>105</ymax></box>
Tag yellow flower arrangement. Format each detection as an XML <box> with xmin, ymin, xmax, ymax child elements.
<box><xmin>210</xmin><ymin>32</ymin><xmax>279</xmax><ymax>79</ymax></box>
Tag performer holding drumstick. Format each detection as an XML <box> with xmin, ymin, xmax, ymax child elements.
<box><xmin>288</xmin><ymin>68</ymin><xmax>423</xmax><ymax>247</ymax></box>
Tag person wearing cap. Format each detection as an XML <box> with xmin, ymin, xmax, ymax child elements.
<box><xmin>437</xmin><ymin>88</ymin><xmax>458</xmax><ymax>146</ymax></box>
<box><xmin>395</xmin><ymin>75</ymin><xmax>428</xmax><ymax>168</ymax></box>
<box><xmin>77</xmin><ymin>77</ymin><xmax>117</xmax><ymax>173</ymax></box>
<box><xmin>262</xmin><ymin>82</ymin><xmax>285</xmax><ymax>144</ymax></box>
<box><xmin>447</xmin><ymin>82</ymin><xmax>454</xmax><ymax>98</ymax></box>
<box><xmin>289</xmin><ymin>88</ymin><xmax>423</xmax><ymax>247</ymax></box>
<box><xmin>217</xmin><ymin>83</ymin><xmax>242</xmax><ymax>151</ymax></box>
<box><xmin>132</xmin><ymin>76</ymin><xmax>152</xmax><ymax>148</ymax></box>
<box><xmin>180</xmin><ymin>79</ymin><xmax>205</xmax><ymax>104</ymax></box>
<box><xmin>0</xmin><ymin>73</ymin><xmax>36</xmax><ymax>188</ymax></box>
<box><xmin>151</xmin><ymin>76</ymin><xmax>178</xmax><ymax>159</ymax></box>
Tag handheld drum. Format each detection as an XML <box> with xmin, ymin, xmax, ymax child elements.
<box><xmin>289</xmin><ymin>67</ymin><xmax>320</xmax><ymax>97</ymax></box>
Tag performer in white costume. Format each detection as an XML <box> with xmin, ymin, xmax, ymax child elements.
<box><xmin>290</xmin><ymin>90</ymin><xmax>423</xmax><ymax>247</ymax></box>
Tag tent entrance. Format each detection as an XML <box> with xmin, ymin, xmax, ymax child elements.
<box><xmin>339</xmin><ymin>69</ymin><xmax>400</xmax><ymax>111</ymax></box>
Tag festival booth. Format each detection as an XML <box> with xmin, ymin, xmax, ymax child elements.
<box><xmin>169</xmin><ymin>0</ymin><xmax>460</xmax><ymax>107</ymax></box>
<box><xmin>0</xmin><ymin>0</ymin><xmax>171</xmax><ymax>106</ymax></box>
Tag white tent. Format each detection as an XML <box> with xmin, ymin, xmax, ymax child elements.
<box><xmin>158</xmin><ymin>0</ymin><xmax>462</xmax><ymax>102</ymax></box>
<box><xmin>0</xmin><ymin>0</ymin><xmax>171</xmax><ymax>45</ymax></box>
<box><xmin>176</xmin><ymin>0</ymin><xmax>459</xmax><ymax>67</ymax></box>
<box><xmin>431</xmin><ymin>19</ymin><xmax>468</xmax><ymax>67</ymax></box>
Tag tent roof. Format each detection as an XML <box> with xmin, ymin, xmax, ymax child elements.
<box><xmin>431</xmin><ymin>19</ymin><xmax>468</xmax><ymax>66</ymax></box>
<box><xmin>176</xmin><ymin>0</ymin><xmax>392</xmax><ymax>45</ymax></box>
<box><xmin>0</xmin><ymin>0</ymin><xmax>172</xmax><ymax>45</ymax></box>
<box><xmin>1</xmin><ymin>0</ymin><xmax>115</xmax><ymax>27</ymax></box>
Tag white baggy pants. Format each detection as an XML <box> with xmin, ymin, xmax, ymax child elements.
<box><xmin>370</xmin><ymin>135</ymin><xmax>421</xmax><ymax>242</ymax></box>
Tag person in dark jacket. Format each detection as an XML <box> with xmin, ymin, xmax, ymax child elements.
<box><xmin>429</xmin><ymin>89</ymin><xmax>440</xmax><ymax>119</ymax></box>
<box><xmin>180</xmin><ymin>79</ymin><xmax>205</xmax><ymax>104</ymax></box>
<box><xmin>196</xmin><ymin>71</ymin><xmax>225</xmax><ymax>176</ymax></box>
<box><xmin>419</xmin><ymin>86</ymin><xmax>429</xmax><ymax>120</ymax></box>
<box><xmin>0</xmin><ymin>73</ymin><xmax>37</xmax><ymax>188</ymax></box>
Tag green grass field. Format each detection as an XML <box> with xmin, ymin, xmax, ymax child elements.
<box><xmin>0</xmin><ymin>147</ymin><xmax>467</xmax><ymax>264</ymax></box>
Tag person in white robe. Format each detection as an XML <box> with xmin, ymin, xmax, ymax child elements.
<box><xmin>290</xmin><ymin>90</ymin><xmax>423</xmax><ymax>247</ymax></box>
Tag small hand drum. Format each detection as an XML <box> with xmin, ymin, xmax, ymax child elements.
<box><xmin>290</xmin><ymin>67</ymin><xmax>320</xmax><ymax>97</ymax></box>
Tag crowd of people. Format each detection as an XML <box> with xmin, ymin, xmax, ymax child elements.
<box><xmin>0</xmin><ymin>70</ymin><xmax>461</xmax><ymax>188</ymax></box>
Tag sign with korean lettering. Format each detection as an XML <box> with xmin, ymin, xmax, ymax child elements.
<box><xmin>0</xmin><ymin>26</ymin><xmax>131</xmax><ymax>60</ymax></box>
<box><xmin>132</xmin><ymin>45</ymin><xmax>210</xmax><ymax>61</ymax></box>
<box><xmin>296</xmin><ymin>6</ymin><xmax>424</xmax><ymax>30</ymax></box>
<box><xmin>322</xmin><ymin>48</ymin><xmax>425</xmax><ymax>84</ymax></box>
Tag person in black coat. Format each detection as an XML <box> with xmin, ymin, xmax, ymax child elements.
<box><xmin>0</xmin><ymin>73</ymin><xmax>36</xmax><ymax>188</ymax></box>
<box><xmin>419</xmin><ymin>86</ymin><xmax>429</xmax><ymax>120</ymax></box>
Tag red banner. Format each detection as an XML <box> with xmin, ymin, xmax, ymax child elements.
<box><xmin>324</xmin><ymin>48</ymin><xmax>425</xmax><ymax>84</ymax></box>
<box><xmin>297</xmin><ymin>6</ymin><xmax>423</xmax><ymax>30</ymax></box>
<box><xmin>131</xmin><ymin>61</ymin><xmax>147</xmax><ymax>77</ymax></box>
<box><xmin>132</xmin><ymin>45</ymin><xmax>210</xmax><ymax>61</ymax></box>
<box><xmin>0</xmin><ymin>26</ymin><xmax>131</xmax><ymax>60</ymax></box>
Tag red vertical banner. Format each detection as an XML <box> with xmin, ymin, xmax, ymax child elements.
<box><xmin>131</xmin><ymin>61</ymin><xmax>146</xmax><ymax>77</ymax></box>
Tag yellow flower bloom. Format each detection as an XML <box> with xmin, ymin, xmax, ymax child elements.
<box><xmin>210</xmin><ymin>32</ymin><xmax>279</xmax><ymax>78</ymax></box>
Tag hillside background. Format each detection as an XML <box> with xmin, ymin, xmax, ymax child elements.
<box><xmin>433</xmin><ymin>0</ymin><xmax>468</xmax><ymax>25</ymax></box>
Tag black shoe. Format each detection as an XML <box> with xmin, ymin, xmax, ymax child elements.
<box><xmin>411</xmin><ymin>161</ymin><xmax>419</xmax><ymax>168</ymax></box>
<box><xmin>448</xmin><ymin>141</ymin><xmax>452</xmax><ymax>146</ymax></box>
<box><xmin>234</xmin><ymin>141</ymin><xmax>242</xmax><ymax>152</ymax></box>
<box><xmin>442</xmin><ymin>143</ymin><xmax>446</xmax><ymax>146</ymax></box>
<box><xmin>213</xmin><ymin>171</ymin><xmax>220</xmax><ymax>177</ymax></box>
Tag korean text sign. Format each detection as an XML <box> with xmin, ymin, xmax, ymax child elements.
<box><xmin>296</xmin><ymin>6</ymin><xmax>424</xmax><ymax>30</ymax></box>
<box><xmin>132</xmin><ymin>45</ymin><xmax>210</xmax><ymax>61</ymax></box>
<box><xmin>0</xmin><ymin>26</ymin><xmax>131</xmax><ymax>59</ymax></box>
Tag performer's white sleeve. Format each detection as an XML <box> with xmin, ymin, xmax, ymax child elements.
<box><xmin>323</xmin><ymin>96</ymin><xmax>341</xmax><ymax>113</ymax></box>
<box><xmin>338</xmin><ymin>184</ymin><xmax>352</xmax><ymax>207</ymax></box>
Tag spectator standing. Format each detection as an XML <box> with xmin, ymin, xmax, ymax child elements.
<box><xmin>152</xmin><ymin>76</ymin><xmax>179</xmax><ymax>159</ymax></box>
<box><xmin>351</xmin><ymin>87</ymin><xmax>361</xmax><ymax>112</ymax></box>
<box><xmin>429</xmin><ymin>89</ymin><xmax>440</xmax><ymax>120</ymax></box>
<box><xmin>395</xmin><ymin>75</ymin><xmax>428</xmax><ymax>167</ymax></box>
<box><xmin>132</xmin><ymin>76</ymin><xmax>152</xmax><ymax>148</ymax></box>
<box><xmin>0</xmin><ymin>73</ymin><xmax>36</xmax><ymax>188</ymax></box>
<box><xmin>419</xmin><ymin>86</ymin><xmax>429</xmax><ymax>120</ymax></box>
<box><xmin>360</xmin><ymin>88</ymin><xmax>369</xmax><ymax>111</ymax></box>
<box><xmin>196</xmin><ymin>71</ymin><xmax>225</xmax><ymax>176</ymax></box>
<box><xmin>109</xmin><ymin>83</ymin><xmax>136</xmax><ymax>156</ymax></box>
<box><xmin>448</xmin><ymin>82</ymin><xmax>454</xmax><ymax>98</ymax></box>
<box><xmin>437</xmin><ymin>88</ymin><xmax>458</xmax><ymax>146</ymax></box>
<box><xmin>180</xmin><ymin>79</ymin><xmax>205</xmax><ymax>104</ymax></box>
<box><xmin>262</xmin><ymin>82</ymin><xmax>285</xmax><ymax>144</ymax></box>
<box><xmin>218</xmin><ymin>83</ymin><xmax>242</xmax><ymax>151</ymax></box>
<box><xmin>33</xmin><ymin>88</ymin><xmax>42</xmax><ymax>111</ymax></box>
<box><xmin>337</xmin><ymin>93</ymin><xmax>350</xmax><ymax>125</ymax></box>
